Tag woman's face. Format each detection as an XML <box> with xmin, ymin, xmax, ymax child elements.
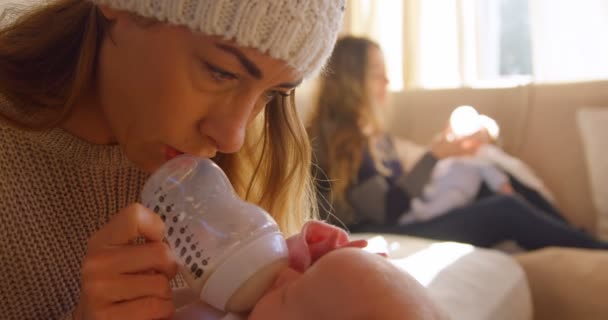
<box><xmin>366</xmin><ymin>46</ymin><xmax>389</xmax><ymax>107</ymax></box>
<box><xmin>93</xmin><ymin>10</ymin><xmax>302</xmax><ymax>172</ymax></box>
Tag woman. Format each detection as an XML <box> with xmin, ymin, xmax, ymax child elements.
<box><xmin>0</xmin><ymin>1</ymin><xmax>349</xmax><ymax>319</ymax></box>
<box><xmin>308</xmin><ymin>36</ymin><xmax>608</xmax><ymax>251</ymax></box>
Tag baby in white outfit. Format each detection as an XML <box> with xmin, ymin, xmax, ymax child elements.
<box><xmin>400</xmin><ymin>145</ymin><xmax>514</xmax><ymax>224</ymax></box>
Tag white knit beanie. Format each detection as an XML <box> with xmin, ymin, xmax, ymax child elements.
<box><xmin>90</xmin><ymin>0</ymin><xmax>346</xmax><ymax>78</ymax></box>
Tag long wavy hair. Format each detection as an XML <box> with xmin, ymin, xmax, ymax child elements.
<box><xmin>0</xmin><ymin>0</ymin><xmax>315</xmax><ymax>235</ymax></box>
<box><xmin>307</xmin><ymin>36</ymin><xmax>384</xmax><ymax>224</ymax></box>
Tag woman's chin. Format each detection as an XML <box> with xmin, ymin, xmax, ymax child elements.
<box><xmin>137</xmin><ymin>160</ymin><xmax>165</xmax><ymax>173</ymax></box>
<box><xmin>126</xmin><ymin>152</ymin><xmax>166</xmax><ymax>173</ymax></box>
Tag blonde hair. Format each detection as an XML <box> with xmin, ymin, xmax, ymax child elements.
<box><xmin>307</xmin><ymin>36</ymin><xmax>384</xmax><ymax>224</ymax></box>
<box><xmin>0</xmin><ymin>0</ymin><xmax>315</xmax><ymax>235</ymax></box>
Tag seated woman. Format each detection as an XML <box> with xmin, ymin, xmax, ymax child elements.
<box><xmin>307</xmin><ymin>36</ymin><xmax>608</xmax><ymax>250</ymax></box>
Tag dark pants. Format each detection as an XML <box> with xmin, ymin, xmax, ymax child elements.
<box><xmin>352</xmin><ymin>195</ymin><xmax>608</xmax><ymax>250</ymax></box>
<box><xmin>482</xmin><ymin>174</ymin><xmax>568</xmax><ymax>223</ymax></box>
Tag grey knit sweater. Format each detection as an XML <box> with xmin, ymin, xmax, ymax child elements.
<box><xmin>0</xmin><ymin>118</ymin><xmax>153</xmax><ymax>319</ymax></box>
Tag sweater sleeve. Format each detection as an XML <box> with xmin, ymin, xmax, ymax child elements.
<box><xmin>60</xmin><ymin>308</ymin><xmax>75</xmax><ymax>320</ymax></box>
<box><xmin>396</xmin><ymin>152</ymin><xmax>438</xmax><ymax>198</ymax></box>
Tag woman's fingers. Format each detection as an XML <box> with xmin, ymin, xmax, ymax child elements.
<box><xmin>93</xmin><ymin>297</ymin><xmax>175</xmax><ymax>320</ymax></box>
<box><xmin>82</xmin><ymin>241</ymin><xmax>178</xmax><ymax>279</ymax></box>
<box><xmin>88</xmin><ymin>203</ymin><xmax>166</xmax><ymax>251</ymax></box>
<box><xmin>82</xmin><ymin>273</ymin><xmax>173</xmax><ymax>305</ymax></box>
<box><xmin>76</xmin><ymin>203</ymin><xmax>178</xmax><ymax>319</ymax></box>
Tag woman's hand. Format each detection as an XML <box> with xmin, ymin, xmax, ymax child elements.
<box><xmin>430</xmin><ymin>127</ymin><xmax>490</xmax><ymax>159</ymax></box>
<box><xmin>172</xmin><ymin>300</ymin><xmax>231</xmax><ymax>320</ymax></box>
<box><xmin>74</xmin><ymin>203</ymin><xmax>178</xmax><ymax>320</ymax></box>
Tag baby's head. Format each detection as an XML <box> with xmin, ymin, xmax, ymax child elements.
<box><xmin>173</xmin><ymin>232</ymin><xmax>447</xmax><ymax>320</ymax></box>
<box><xmin>250</xmin><ymin>248</ymin><xmax>446</xmax><ymax>320</ymax></box>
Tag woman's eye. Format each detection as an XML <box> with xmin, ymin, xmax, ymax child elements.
<box><xmin>264</xmin><ymin>90</ymin><xmax>292</xmax><ymax>102</ymax></box>
<box><xmin>259</xmin><ymin>90</ymin><xmax>290</xmax><ymax>106</ymax></box>
<box><xmin>204</xmin><ymin>62</ymin><xmax>238</xmax><ymax>82</ymax></box>
<box><xmin>264</xmin><ymin>91</ymin><xmax>277</xmax><ymax>101</ymax></box>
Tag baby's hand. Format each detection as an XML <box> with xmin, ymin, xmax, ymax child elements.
<box><xmin>499</xmin><ymin>182</ymin><xmax>515</xmax><ymax>195</ymax></box>
<box><xmin>286</xmin><ymin>221</ymin><xmax>369</xmax><ymax>272</ymax></box>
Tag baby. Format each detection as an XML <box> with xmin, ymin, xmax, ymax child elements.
<box><xmin>400</xmin><ymin>145</ymin><xmax>513</xmax><ymax>224</ymax></box>
<box><xmin>173</xmin><ymin>221</ymin><xmax>447</xmax><ymax>320</ymax></box>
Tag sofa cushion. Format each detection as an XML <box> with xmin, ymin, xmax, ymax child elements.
<box><xmin>516</xmin><ymin>247</ymin><xmax>608</xmax><ymax>320</ymax></box>
<box><xmin>577</xmin><ymin>107</ymin><xmax>608</xmax><ymax>238</ymax></box>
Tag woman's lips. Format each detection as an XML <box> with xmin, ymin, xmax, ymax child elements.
<box><xmin>165</xmin><ymin>146</ymin><xmax>185</xmax><ymax>161</ymax></box>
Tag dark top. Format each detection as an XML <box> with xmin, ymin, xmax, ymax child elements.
<box><xmin>314</xmin><ymin>134</ymin><xmax>438</xmax><ymax>228</ymax></box>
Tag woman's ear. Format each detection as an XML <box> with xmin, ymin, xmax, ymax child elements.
<box><xmin>97</xmin><ymin>6</ymin><xmax>157</xmax><ymax>29</ymax></box>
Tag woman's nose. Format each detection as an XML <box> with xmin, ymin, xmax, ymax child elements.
<box><xmin>199</xmin><ymin>95</ymin><xmax>258</xmax><ymax>154</ymax></box>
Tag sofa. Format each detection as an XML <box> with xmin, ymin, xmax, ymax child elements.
<box><xmin>385</xmin><ymin>80</ymin><xmax>608</xmax><ymax>320</ymax></box>
<box><xmin>387</xmin><ymin>80</ymin><xmax>608</xmax><ymax>237</ymax></box>
<box><xmin>297</xmin><ymin>80</ymin><xmax>608</xmax><ymax>319</ymax></box>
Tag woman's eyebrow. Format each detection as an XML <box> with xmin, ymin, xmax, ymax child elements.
<box><xmin>215</xmin><ymin>43</ymin><xmax>263</xmax><ymax>79</ymax></box>
<box><xmin>215</xmin><ymin>43</ymin><xmax>302</xmax><ymax>89</ymax></box>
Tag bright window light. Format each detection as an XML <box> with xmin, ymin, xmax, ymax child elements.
<box><xmin>392</xmin><ymin>242</ymin><xmax>475</xmax><ymax>287</ymax></box>
<box><xmin>374</xmin><ymin>1</ymin><xmax>404</xmax><ymax>91</ymax></box>
<box><xmin>350</xmin><ymin>0</ymin><xmax>404</xmax><ymax>91</ymax></box>
<box><xmin>418</xmin><ymin>0</ymin><xmax>461</xmax><ymax>88</ymax></box>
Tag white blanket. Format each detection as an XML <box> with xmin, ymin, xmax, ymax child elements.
<box><xmin>476</xmin><ymin>144</ymin><xmax>556</xmax><ymax>204</ymax></box>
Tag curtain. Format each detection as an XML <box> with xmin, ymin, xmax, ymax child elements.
<box><xmin>345</xmin><ymin>0</ymin><xmax>406</xmax><ymax>90</ymax></box>
<box><xmin>345</xmin><ymin>0</ymin><xmax>472</xmax><ymax>89</ymax></box>
<box><xmin>345</xmin><ymin>0</ymin><xmax>478</xmax><ymax>89</ymax></box>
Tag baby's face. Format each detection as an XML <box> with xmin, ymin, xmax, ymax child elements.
<box><xmin>173</xmin><ymin>266</ymin><xmax>343</xmax><ymax>320</ymax></box>
<box><xmin>249</xmin><ymin>248</ymin><xmax>447</xmax><ymax>320</ymax></box>
<box><xmin>248</xmin><ymin>264</ymin><xmax>349</xmax><ymax>320</ymax></box>
<box><xmin>176</xmin><ymin>248</ymin><xmax>445</xmax><ymax>320</ymax></box>
<box><xmin>248</xmin><ymin>267</ymin><xmax>308</xmax><ymax>320</ymax></box>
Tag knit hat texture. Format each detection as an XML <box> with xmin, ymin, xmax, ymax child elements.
<box><xmin>91</xmin><ymin>0</ymin><xmax>346</xmax><ymax>77</ymax></box>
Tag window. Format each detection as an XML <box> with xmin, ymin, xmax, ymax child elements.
<box><xmin>346</xmin><ymin>0</ymin><xmax>608</xmax><ymax>89</ymax></box>
<box><xmin>477</xmin><ymin>0</ymin><xmax>533</xmax><ymax>83</ymax></box>
<box><xmin>416</xmin><ymin>0</ymin><xmax>533</xmax><ymax>88</ymax></box>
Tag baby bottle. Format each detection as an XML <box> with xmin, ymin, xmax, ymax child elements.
<box><xmin>140</xmin><ymin>155</ymin><xmax>288</xmax><ymax>312</ymax></box>
<box><xmin>449</xmin><ymin>105</ymin><xmax>482</xmax><ymax>139</ymax></box>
